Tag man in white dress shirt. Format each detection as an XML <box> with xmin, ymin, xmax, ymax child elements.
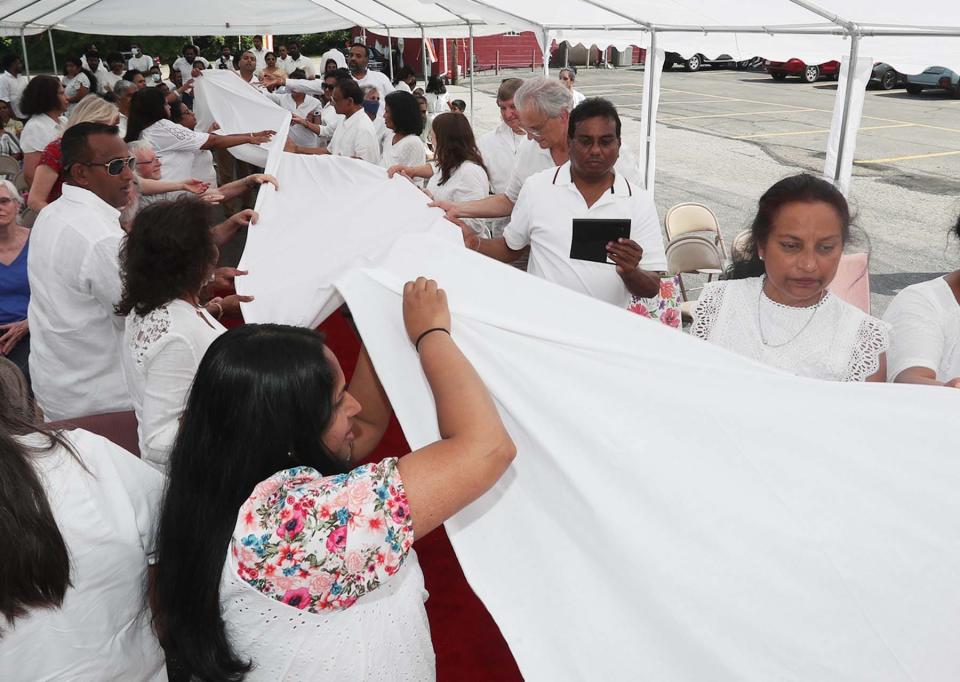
<box><xmin>127</xmin><ymin>43</ymin><xmax>154</xmax><ymax>73</ymax></box>
<box><xmin>348</xmin><ymin>44</ymin><xmax>394</xmax><ymax>102</ymax></box>
<box><xmin>27</xmin><ymin>122</ymin><xmax>135</xmax><ymax>420</ymax></box>
<box><xmin>250</xmin><ymin>35</ymin><xmax>269</xmax><ymax>74</ymax></box>
<box><xmin>0</xmin><ymin>54</ymin><xmax>28</xmax><ymax>119</ymax></box>
<box><xmin>462</xmin><ymin>99</ymin><xmax>665</xmax><ymax>305</ymax></box>
<box><xmin>477</xmin><ymin>78</ymin><xmax>526</xmax><ymax>195</ymax></box>
<box><xmin>302</xmin><ymin>78</ymin><xmax>379</xmax><ymax>163</ymax></box>
<box><xmin>283</xmin><ymin>41</ymin><xmax>316</xmax><ymax>79</ymax></box>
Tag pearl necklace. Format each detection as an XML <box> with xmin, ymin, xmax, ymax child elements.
<box><xmin>757</xmin><ymin>277</ymin><xmax>828</xmax><ymax>348</ymax></box>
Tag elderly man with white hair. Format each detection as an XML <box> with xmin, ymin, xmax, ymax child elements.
<box><xmin>432</xmin><ymin>76</ymin><xmax>639</xmax><ymax>223</ymax></box>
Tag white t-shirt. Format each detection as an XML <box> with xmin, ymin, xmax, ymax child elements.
<box><xmin>883</xmin><ymin>276</ymin><xmax>960</xmax><ymax>382</ymax></box>
<box><xmin>20</xmin><ymin>113</ymin><xmax>63</xmax><ymax>154</ymax></box>
<box><xmin>0</xmin><ymin>70</ymin><xmax>29</xmax><ymax>118</ymax></box>
<box><xmin>122</xmin><ymin>299</ymin><xmax>226</xmax><ymax>471</ymax></box>
<box><xmin>63</xmin><ymin>72</ymin><xmax>91</xmax><ymax>112</ymax></box>
<box><xmin>99</xmin><ymin>69</ymin><xmax>122</xmax><ymax>95</ymax></box>
<box><xmin>127</xmin><ymin>53</ymin><xmax>154</xmax><ymax>73</ymax></box>
<box><xmin>140</xmin><ymin>118</ymin><xmax>211</xmax><ymax>184</ymax></box>
<box><xmin>504</xmin><ymin>162</ymin><xmax>667</xmax><ymax>307</ymax></box>
<box><xmin>425</xmin><ymin>91</ymin><xmax>447</xmax><ymax>115</ymax></box>
<box><xmin>265</xmin><ymin>92</ymin><xmax>321</xmax><ymax>148</ymax></box>
<box><xmin>380</xmin><ymin>133</ymin><xmax>426</xmax><ymax>169</ymax></box>
<box><xmin>0</xmin><ymin>430</ymin><xmax>166</xmax><ymax>681</ymax></box>
<box><xmin>172</xmin><ymin>56</ymin><xmax>209</xmax><ymax>83</ymax></box>
<box><xmin>478</xmin><ymin>121</ymin><xmax>524</xmax><ymax>195</ymax></box>
<box><xmin>328</xmin><ymin>108</ymin><xmax>380</xmax><ymax>164</ymax></box>
<box><xmin>354</xmin><ymin>69</ymin><xmax>395</xmax><ymax>102</ymax></box>
<box><xmin>213</xmin><ymin>54</ymin><xmax>238</xmax><ymax>72</ymax></box>
<box><xmin>250</xmin><ymin>47</ymin><xmax>269</xmax><ymax>74</ymax></box>
<box><xmin>284</xmin><ymin>54</ymin><xmax>316</xmax><ymax>79</ymax></box>
<box><xmin>27</xmin><ymin>184</ymin><xmax>130</xmax><ymax>420</ymax></box>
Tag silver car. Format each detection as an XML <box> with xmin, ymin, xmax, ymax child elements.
<box><xmin>906</xmin><ymin>66</ymin><xmax>960</xmax><ymax>97</ymax></box>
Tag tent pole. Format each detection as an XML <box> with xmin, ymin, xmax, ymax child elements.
<box><xmin>421</xmin><ymin>26</ymin><xmax>429</xmax><ymax>85</ymax></box>
<box><xmin>469</xmin><ymin>24</ymin><xmax>475</xmax><ymax>126</ymax></box>
<box><xmin>642</xmin><ymin>31</ymin><xmax>658</xmax><ymax>190</ymax></box>
<box><xmin>386</xmin><ymin>26</ymin><xmax>394</xmax><ymax>82</ymax></box>
<box><xmin>20</xmin><ymin>29</ymin><xmax>30</xmax><ymax>77</ymax></box>
<box><xmin>542</xmin><ymin>29</ymin><xmax>550</xmax><ymax>77</ymax></box>
<box><xmin>48</xmin><ymin>29</ymin><xmax>57</xmax><ymax>74</ymax></box>
<box><xmin>833</xmin><ymin>30</ymin><xmax>861</xmax><ymax>185</ymax></box>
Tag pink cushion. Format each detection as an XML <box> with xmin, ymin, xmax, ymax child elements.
<box><xmin>829</xmin><ymin>253</ymin><xmax>871</xmax><ymax>314</ymax></box>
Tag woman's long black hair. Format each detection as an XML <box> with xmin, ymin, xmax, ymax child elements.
<box><xmin>0</xmin><ymin>359</ymin><xmax>77</xmax><ymax>634</ymax></box>
<box><xmin>124</xmin><ymin>87</ymin><xmax>168</xmax><ymax>143</ymax></box>
<box><xmin>154</xmin><ymin>324</ymin><xmax>348</xmax><ymax>680</ymax></box>
<box><xmin>726</xmin><ymin>173</ymin><xmax>852</xmax><ymax>280</ymax></box>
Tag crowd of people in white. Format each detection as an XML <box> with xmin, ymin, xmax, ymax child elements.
<box><xmin>0</xmin><ymin>34</ymin><xmax>957</xmax><ymax>681</ymax></box>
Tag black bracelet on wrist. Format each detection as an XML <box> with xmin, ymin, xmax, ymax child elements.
<box><xmin>415</xmin><ymin>327</ymin><xmax>450</xmax><ymax>353</ymax></box>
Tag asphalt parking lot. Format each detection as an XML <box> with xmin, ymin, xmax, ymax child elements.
<box><xmin>463</xmin><ymin>66</ymin><xmax>960</xmax><ymax>314</ymax></box>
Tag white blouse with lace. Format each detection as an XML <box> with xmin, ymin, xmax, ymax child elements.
<box><xmin>691</xmin><ymin>277</ymin><xmax>889</xmax><ymax>382</ymax></box>
<box><xmin>121</xmin><ymin>299</ymin><xmax>226</xmax><ymax>470</ymax></box>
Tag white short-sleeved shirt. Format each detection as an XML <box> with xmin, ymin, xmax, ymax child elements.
<box><xmin>63</xmin><ymin>72</ymin><xmax>91</xmax><ymax>105</ymax></box>
<box><xmin>98</xmin><ymin>70</ymin><xmax>122</xmax><ymax>95</ymax></box>
<box><xmin>504</xmin><ymin>162</ymin><xmax>667</xmax><ymax>307</ymax></box>
<box><xmin>354</xmin><ymin>69</ymin><xmax>395</xmax><ymax>104</ymax></box>
<box><xmin>328</xmin><ymin>108</ymin><xmax>380</xmax><ymax>164</ymax></box>
<box><xmin>20</xmin><ymin>113</ymin><xmax>63</xmax><ymax>154</ymax></box>
<box><xmin>250</xmin><ymin>47</ymin><xmax>269</xmax><ymax>74</ymax></box>
<box><xmin>425</xmin><ymin>92</ymin><xmax>447</xmax><ymax>115</ymax></box>
<box><xmin>427</xmin><ymin>161</ymin><xmax>490</xmax><ymax>235</ymax></box>
<box><xmin>380</xmin><ymin>133</ymin><xmax>426</xmax><ymax>169</ymax></box>
<box><xmin>284</xmin><ymin>55</ymin><xmax>316</xmax><ymax>78</ymax></box>
<box><xmin>0</xmin><ymin>430</ymin><xmax>167</xmax><ymax>681</ymax></box>
<box><xmin>172</xmin><ymin>56</ymin><xmax>209</xmax><ymax>83</ymax></box>
<box><xmin>122</xmin><ymin>299</ymin><xmax>226</xmax><ymax>471</ymax></box>
<box><xmin>140</xmin><ymin>119</ymin><xmax>211</xmax><ymax>184</ymax></box>
<box><xmin>28</xmin><ymin>184</ymin><xmax>131</xmax><ymax>420</ymax></box>
<box><xmin>213</xmin><ymin>55</ymin><xmax>238</xmax><ymax>72</ymax></box>
<box><xmin>265</xmin><ymin>92</ymin><xmax>321</xmax><ymax>147</ymax></box>
<box><xmin>127</xmin><ymin>54</ymin><xmax>154</xmax><ymax>73</ymax></box>
<box><xmin>0</xmin><ymin>70</ymin><xmax>29</xmax><ymax>118</ymax></box>
<box><xmin>478</xmin><ymin>122</ymin><xmax>524</xmax><ymax>195</ymax></box>
<box><xmin>883</xmin><ymin>276</ymin><xmax>960</xmax><ymax>382</ymax></box>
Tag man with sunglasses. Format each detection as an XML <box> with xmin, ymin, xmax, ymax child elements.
<box><xmin>26</xmin><ymin>122</ymin><xmax>136</xmax><ymax>420</ymax></box>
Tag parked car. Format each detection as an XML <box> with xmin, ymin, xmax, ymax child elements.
<box><xmin>765</xmin><ymin>59</ymin><xmax>840</xmax><ymax>83</ymax></box>
<box><xmin>664</xmin><ymin>52</ymin><xmax>737</xmax><ymax>72</ymax></box>
<box><xmin>869</xmin><ymin>62</ymin><xmax>906</xmax><ymax>90</ymax></box>
<box><xmin>905</xmin><ymin>66</ymin><xmax>960</xmax><ymax>97</ymax></box>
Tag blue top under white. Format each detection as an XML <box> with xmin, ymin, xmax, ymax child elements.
<box><xmin>0</xmin><ymin>236</ymin><xmax>29</xmax><ymax>323</ymax></box>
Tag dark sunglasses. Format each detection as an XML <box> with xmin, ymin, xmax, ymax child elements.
<box><xmin>79</xmin><ymin>156</ymin><xmax>137</xmax><ymax>176</ymax></box>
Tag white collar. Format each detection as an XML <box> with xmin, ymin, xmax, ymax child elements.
<box><xmin>551</xmin><ymin>161</ymin><xmax>632</xmax><ymax>197</ymax></box>
<box><xmin>60</xmin><ymin>184</ymin><xmax>122</xmax><ymax>221</ymax></box>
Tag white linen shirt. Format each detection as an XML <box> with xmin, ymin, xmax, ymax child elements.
<box><xmin>63</xmin><ymin>72</ymin><xmax>91</xmax><ymax>113</ymax></box>
<box><xmin>27</xmin><ymin>185</ymin><xmax>130</xmax><ymax>420</ymax></box>
<box><xmin>265</xmin><ymin>92</ymin><xmax>321</xmax><ymax>147</ymax></box>
<box><xmin>328</xmin><ymin>108</ymin><xmax>380</xmax><ymax>164</ymax></box>
<box><xmin>380</xmin><ymin>133</ymin><xmax>426</xmax><ymax>169</ymax></box>
<box><xmin>504</xmin><ymin>162</ymin><xmax>667</xmax><ymax>307</ymax></box>
<box><xmin>883</xmin><ymin>276</ymin><xmax>960</xmax><ymax>382</ymax></box>
<box><xmin>140</xmin><ymin>119</ymin><xmax>211</xmax><ymax>184</ymax></box>
<box><xmin>172</xmin><ymin>56</ymin><xmax>209</xmax><ymax>83</ymax></box>
<box><xmin>122</xmin><ymin>299</ymin><xmax>226</xmax><ymax>471</ymax></box>
<box><xmin>0</xmin><ymin>70</ymin><xmax>29</xmax><ymax>118</ymax></box>
<box><xmin>0</xmin><ymin>430</ymin><xmax>167</xmax><ymax>681</ymax></box>
<box><xmin>20</xmin><ymin>113</ymin><xmax>63</xmax><ymax>154</ymax></box>
<box><xmin>478</xmin><ymin>121</ymin><xmax>525</xmax><ymax>195</ymax></box>
<box><xmin>250</xmin><ymin>47</ymin><xmax>269</xmax><ymax>74</ymax></box>
<box><xmin>427</xmin><ymin>160</ymin><xmax>489</xmax><ymax>205</ymax></box>
<box><xmin>98</xmin><ymin>69</ymin><xmax>122</xmax><ymax>95</ymax></box>
<box><xmin>354</xmin><ymin>69</ymin><xmax>394</xmax><ymax>101</ymax></box>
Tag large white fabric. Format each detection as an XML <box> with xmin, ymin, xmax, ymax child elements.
<box><xmin>193</xmin><ymin>70</ymin><xmax>291</xmax><ymax>172</ymax></box>
<box><xmin>0</xmin><ymin>429</ymin><xmax>166</xmax><ymax>680</ymax></box>
<box><xmin>239</xmin><ymin>153</ymin><xmax>960</xmax><ymax>680</ymax></box>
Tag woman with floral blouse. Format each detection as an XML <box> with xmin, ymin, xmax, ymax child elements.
<box><xmin>154</xmin><ymin>278</ymin><xmax>516</xmax><ymax>680</ymax></box>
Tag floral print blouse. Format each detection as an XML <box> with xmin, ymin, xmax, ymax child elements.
<box><xmin>230</xmin><ymin>458</ymin><xmax>415</xmax><ymax>612</ymax></box>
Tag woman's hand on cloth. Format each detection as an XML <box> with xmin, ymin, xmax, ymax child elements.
<box><xmin>205</xmin><ymin>267</ymin><xmax>248</xmax><ymax>293</ymax></box>
<box><xmin>403</xmin><ymin>277</ymin><xmax>451</xmax><ymax>348</ymax></box>
<box><xmin>245</xmin><ymin>174</ymin><xmax>279</xmax><ymax>191</ymax></box>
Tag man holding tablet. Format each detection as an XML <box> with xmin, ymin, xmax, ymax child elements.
<box><xmin>462</xmin><ymin>98</ymin><xmax>666</xmax><ymax>305</ymax></box>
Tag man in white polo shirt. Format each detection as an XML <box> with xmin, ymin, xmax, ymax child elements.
<box><xmin>27</xmin><ymin>122</ymin><xmax>135</xmax><ymax>420</ymax></box>
<box><xmin>462</xmin><ymin>98</ymin><xmax>665</xmax><ymax>305</ymax></box>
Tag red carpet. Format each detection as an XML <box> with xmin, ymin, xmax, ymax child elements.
<box><xmin>319</xmin><ymin>309</ymin><xmax>523</xmax><ymax>682</ymax></box>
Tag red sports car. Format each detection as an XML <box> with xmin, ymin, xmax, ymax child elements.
<box><xmin>765</xmin><ymin>59</ymin><xmax>841</xmax><ymax>83</ymax></box>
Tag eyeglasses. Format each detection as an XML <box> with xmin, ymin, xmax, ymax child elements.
<box><xmin>322</xmin><ymin>83</ymin><xmax>335</xmax><ymax>90</ymax></box>
<box><xmin>79</xmin><ymin>156</ymin><xmax>136</xmax><ymax>176</ymax></box>
<box><xmin>0</xmin><ymin>196</ymin><xmax>16</xmax><ymax>206</ymax></box>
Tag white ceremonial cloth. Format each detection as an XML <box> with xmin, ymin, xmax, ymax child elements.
<box><xmin>192</xmin><ymin>70</ymin><xmax>290</xmax><ymax>172</ymax></box>
<box><xmin>236</xmin><ymin>151</ymin><xmax>960</xmax><ymax>682</ymax></box>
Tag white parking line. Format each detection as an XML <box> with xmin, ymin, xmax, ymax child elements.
<box><xmin>659</xmin><ymin>108</ymin><xmax>819</xmax><ymax>122</ymax></box>
<box><xmin>733</xmin><ymin>123</ymin><xmax>915</xmax><ymax>140</ymax></box>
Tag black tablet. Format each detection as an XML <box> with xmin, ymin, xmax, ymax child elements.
<box><xmin>569</xmin><ymin>218</ymin><xmax>632</xmax><ymax>264</ymax></box>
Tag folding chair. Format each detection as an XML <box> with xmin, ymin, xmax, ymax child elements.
<box><xmin>663</xmin><ymin>202</ymin><xmax>727</xmax><ymax>262</ymax></box>
<box><xmin>828</xmin><ymin>252</ymin><xmax>871</xmax><ymax>314</ymax></box>
<box><xmin>0</xmin><ymin>154</ymin><xmax>20</xmax><ymax>179</ymax></box>
<box><xmin>666</xmin><ymin>234</ymin><xmax>725</xmax><ymax>321</ymax></box>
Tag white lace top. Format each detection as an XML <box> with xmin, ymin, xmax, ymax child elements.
<box><xmin>691</xmin><ymin>277</ymin><xmax>889</xmax><ymax>382</ymax></box>
<box><xmin>121</xmin><ymin>299</ymin><xmax>226</xmax><ymax>470</ymax></box>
